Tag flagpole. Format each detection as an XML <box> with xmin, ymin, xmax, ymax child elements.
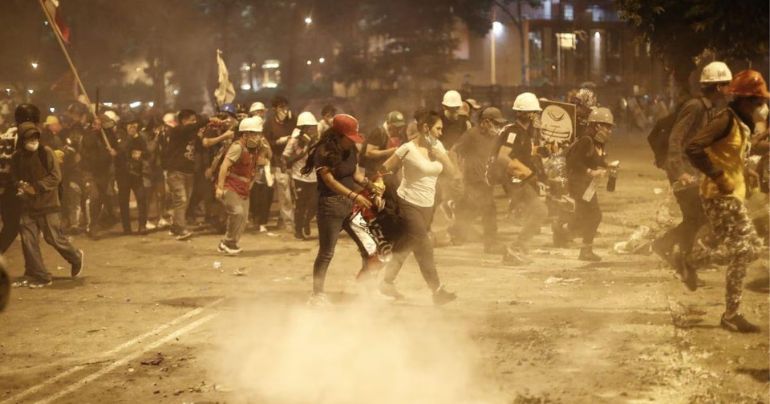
<box><xmin>37</xmin><ymin>0</ymin><xmax>113</xmax><ymax>152</ymax></box>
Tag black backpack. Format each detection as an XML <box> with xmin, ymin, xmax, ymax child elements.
<box><xmin>647</xmin><ymin>98</ymin><xmax>706</xmax><ymax>169</ymax></box>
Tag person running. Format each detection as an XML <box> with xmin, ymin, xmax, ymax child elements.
<box><xmin>378</xmin><ymin>110</ymin><xmax>458</xmax><ymax>305</ymax></box>
<box><xmin>11</xmin><ymin>122</ymin><xmax>84</xmax><ymax>288</ymax></box>
<box><xmin>565</xmin><ymin>107</ymin><xmax>614</xmax><ymax>262</ymax></box>
<box><xmin>303</xmin><ymin>114</ymin><xmax>384</xmax><ymax>306</ymax></box>
<box><xmin>214</xmin><ymin>117</ymin><xmax>267</xmax><ymax>255</ymax></box>
<box><xmin>283</xmin><ymin>112</ymin><xmax>320</xmax><ymax>240</ymax></box>
<box><xmin>493</xmin><ymin>92</ymin><xmax>547</xmax><ymax>263</ymax></box>
<box><xmin>652</xmin><ymin>61</ymin><xmax>732</xmax><ymax>288</ymax></box>
<box><xmin>685</xmin><ymin>69</ymin><xmax>768</xmax><ymax>333</ymax></box>
<box><xmin>451</xmin><ymin>107</ymin><xmax>507</xmax><ymax>253</ymax></box>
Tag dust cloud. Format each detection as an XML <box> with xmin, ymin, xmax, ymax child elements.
<box><xmin>210</xmin><ymin>299</ymin><xmax>502</xmax><ymax>404</ymax></box>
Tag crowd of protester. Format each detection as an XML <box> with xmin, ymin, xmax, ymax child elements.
<box><xmin>0</xmin><ymin>64</ymin><xmax>768</xmax><ymax>332</ymax></box>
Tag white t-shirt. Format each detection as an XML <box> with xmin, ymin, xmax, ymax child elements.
<box><xmin>395</xmin><ymin>140</ymin><xmax>445</xmax><ymax>207</ymax></box>
<box><xmin>282</xmin><ymin>129</ymin><xmax>317</xmax><ymax>183</ymax></box>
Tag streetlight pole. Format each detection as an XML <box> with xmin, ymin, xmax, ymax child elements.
<box><xmin>490</xmin><ymin>28</ymin><xmax>497</xmax><ymax>85</ymax></box>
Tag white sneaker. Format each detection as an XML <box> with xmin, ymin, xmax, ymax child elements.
<box><xmin>157</xmin><ymin>218</ymin><xmax>170</xmax><ymax>229</ymax></box>
<box><xmin>259</xmin><ymin>225</ymin><xmax>268</xmax><ymax>233</ymax></box>
<box><xmin>145</xmin><ymin>222</ymin><xmax>157</xmax><ymax>231</ymax></box>
<box><xmin>307</xmin><ymin>293</ymin><xmax>332</xmax><ymax>307</ymax></box>
<box><xmin>217</xmin><ymin>241</ymin><xmax>242</xmax><ymax>255</ymax></box>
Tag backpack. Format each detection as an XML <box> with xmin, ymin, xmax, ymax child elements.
<box><xmin>647</xmin><ymin>98</ymin><xmax>706</xmax><ymax>169</ymax></box>
<box><xmin>208</xmin><ymin>139</ymin><xmax>234</xmax><ymax>184</ymax></box>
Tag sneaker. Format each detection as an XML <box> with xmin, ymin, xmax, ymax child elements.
<box><xmin>145</xmin><ymin>222</ymin><xmax>157</xmax><ymax>231</ymax></box>
<box><xmin>307</xmin><ymin>292</ymin><xmax>332</xmax><ymax>307</ymax></box>
<box><xmin>258</xmin><ymin>225</ymin><xmax>268</xmax><ymax>233</ymax></box>
<box><xmin>681</xmin><ymin>256</ymin><xmax>698</xmax><ymax>292</ymax></box>
<box><xmin>294</xmin><ymin>231</ymin><xmax>307</xmax><ymax>241</ymax></box>
<box><xmin>157</xmin><ymin>218</ymin><xmax>170</xmax><ymax>229</ymax></box>
<box><xmin>579</xmin><ymin>248</ymin><xmax>602</xmax><ymax>262</ymax></box>
<box><xmin>71</xmin><ymin>250</ymin><xmax>84</xmax><ymax>278</ymax></box>
<box><xmin>28</xmin><ymin>279</ymin><xmax>53</xmax><ymax>289</ymax></box>
<box><xmin>175</xmin><ymin>231</ymin><xmax>193</xmax><ymax>241</ymax></box>
<box><xmin>379</xmin><ymin>282</ymin><xmax>405</xmax><ymax>300</ymax></box>
<box><xmin>12</xmin><ymin>278</ymin><xmax>30</xmax><ymax>288</ymax></box>
<box><xmin>432</xmin><ymin>285</ymin><xmax>457</xmax><ymax>305</ymax></box>
<box><xmin>217</xmin><ymin>241</ymin><xmax>242</xmax><ymax>255</ymax></box>
<box><xmin>720</xmin><ymin>313</ymin><xmax>760</xmax><ymax>333</ymax></box>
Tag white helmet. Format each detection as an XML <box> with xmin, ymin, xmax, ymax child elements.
<box><xmin>441</xmin><ymin>90</ymin><xmax>463</xmax><ymax>108</ymax></box>
<box><xmin>588</xmin><ymin>107</ymin><xmax>614</xmax><ymax>125</ymax></box>
<box><xmin>104</xmin><ymin>110</ymin><xmax>120</xmax><ymax>123</ymax></box>
<box><xmin>239</xmin><ymin>116</ymin><xmax>263</xmax><ymax>132</ymax></box>
<box><xmin>512</xmin><ymin>92</ymin><xmax>542</xmax><ymax>112</ymax></box>
<box><xmin>297</xmin><ymin>111</ymin><xmax>318</xmax><ymax>127</ymax></box>
<box><xmin>249</xmin><ymin>102</ymin><xmax>266</xmax><ymax>113</ymax></box>
<box><xmin>162</xmin><ymin>112</ymin><xmax>177</xmax><ymax>127</ymax></box>
<box><xmin>700</xmin><ymin>61</ymin><xmax>732</xmax><ymax>84</ymax></box>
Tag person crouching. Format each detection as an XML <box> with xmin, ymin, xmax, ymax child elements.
<box><xmin>214</xmin><ymin>117</ymin><xmax>269</xmax><ymax>255</ymax></box>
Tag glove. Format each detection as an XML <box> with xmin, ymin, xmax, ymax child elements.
<box><xmin>714</xmin><ymin>173</ymin><xmax>735</xmax><ymax>195</ymax></box>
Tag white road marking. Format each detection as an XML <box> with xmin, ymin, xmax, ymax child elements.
<box><xmin>34</xmin><ymin>313</ymin><xmax>218</xmax><ymax>404</ymax></box>
<box><xmin>0</xmin><ymin>298</ymin><xmax>222</xmax><ymax>404</ymax></box>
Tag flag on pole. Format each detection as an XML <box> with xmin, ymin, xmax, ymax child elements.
<box><xmin>214</xmin><ymin>49</ymin><xmax>236</xmax><ymax>105</ymax></box>
<box><xmin>44</xmin><ymin>0</ymin><xmax>70</xmax><ymax>44</ymax></box>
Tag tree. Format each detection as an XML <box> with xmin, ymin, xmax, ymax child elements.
<box><xmin>617</xmin><ymin>0</ymin><xmax>769</xmax><ymax>87</ymax></box>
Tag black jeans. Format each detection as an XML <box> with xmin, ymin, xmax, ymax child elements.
<box><xmin>657</xmin><ymin>186</ymin><xmax>706</xmax><ymax>256</ymax></box>
<box><xmin>0</xmin><ymin>190</ymin><xmax>21</xmax><ymax>254</ymax></box>
<box><xmin>570</xmin><ymin>195</ymin><xmax>602</xmax><ymax>246</ymax></box>
<box><xmin>453</xmin><ymin>181</ymin><xmax>497</xmax><ymax>245</ymax></box>
<box><xmin>293</xmin><ymin>179</ymin><xmax>318</xmax><ymax>234</ymax></box>
<box><xmin>117</xmin><ymin>174</ymin><xmax>148</xmax><ymax>232</ymax></box>
<box><xmin>84</xmin><ymin>174</ymin><xmax>113</xmax><ymax>232</ymax></box>
<box><xmin>312</xmin><ymin>195</ymin><xmax>357</xmax><ymax>293</ymax></box>
<box><xmin>383</xmin><ymin>197</ymin><xmax>441</xmax><ymax>291</ymax></box>
<box><xmin>19</xmin><ymin>212</ymin><xmax>81</xmax><ymax>282</ymax></box>
<box><xmin>249</xmin><ymin>182</ymin><xmax>274</xmax><ymax>226</ymax></box>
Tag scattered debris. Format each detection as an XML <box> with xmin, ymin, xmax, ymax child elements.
<box><xmin>212</xmin><ymin>261</ymin><xmax>222</xmax><ymax>270</ymax></box>
<box><xmin>141</xmin><ymin>352</ymin><xmax>165</xmax><ymax>366</ymax></box>
<box><xmin>613</xmin><ymin>226</ymin><xmax>653</xmax><ymax>255</ymax></box>
<box><xmin>232</xmin><ymin>268</ymin><xmax>247</xmax><ymax>276</ymax></box>
<box><xmin>127</xmin><ymin>367</ymin><xmax>135</xmax><ymax>373</ymax></box>
<box><xmin>544</xmin><ymin>276</ymin><xmax>581</xmax><ymax>285</ymax></box>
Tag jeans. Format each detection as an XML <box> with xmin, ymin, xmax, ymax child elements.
<box><xmin>19</xmin><ymin>212</ymin><xmax>81</xmax><ymax>282</ymax></box>
<box><xmin>167</xmin><ymin>171</ymin><xmax>194</xmax><ymax>234</ymax></box>
<box><xmin>147</xmin><ymin>175</ymin><xmax>168</xmax><ymax>222</ymax></box>
<box><xmin>506</xmin><ymin>180</ymin><xmax>547</xmax><ymax>246</ymax></box>
<box><xmin>452</xmin><ymin>181</ymin><xmax>497</xmax><ymax>246</ymax></box>
<box><xmin>223</xmin><ymin>190</ymin><xmax>249</xmax><ymax>245</ymax></box>
<box><xmin>186</xmin><ymin>170</ymin><xmax>214</xmax><ymax>222</ymax></box>
<box><xmin>249</xmin><ymin>182</ymin><xmax>273</xmax><ymax>226</ymax></box>
<box><xmin>84</xmin><ymin>174</ymin><xmax>112</xmax><ymax>233</ymax></box>
<box><xmin>61</xmin><ymin>179</ymin><xmax>83</xmax><ymax>230</ymax></box>
<box><xmin>656</xmin><ymin>186</ymin><xmax>707</xmax><ymax>257</ymax></box>
<box><xmin>293</xmin><ymin>179</ymin><xmax>318</xmax><ymax>234</ymax></box>
<box><xmin>570</xmin><ymin>195</ymin><xmax>602</xmax><ymax>246</ymax></box>
<box><xmin>312</xmin><ymin>195</ymin><xmax>356</xmax><ymax>293</ymax></box>
<box><xmin>274</xmin><ymin>168</ymin><xmax>294</xmax><ymax>227</ymax></box>
<box><xmin>383</xmin><ymin>197</ymin><xmax>441</xmax><ymax>291</ymax></box>
<box><xmin>0</xmin><ymin>190</ymin><xmax>21</xmax><ymax>254</ymax></box>
<box><xmin>117</xmin><ymin>174</ymin><xmax>148</xmax><ymax>232</ymax></box>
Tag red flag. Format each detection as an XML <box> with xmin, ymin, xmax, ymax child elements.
<box><xmin>44</xmin><ymin>0</ymin><xmax>70</xmax><ymax>44</ymax></box>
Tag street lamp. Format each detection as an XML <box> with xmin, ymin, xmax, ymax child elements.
<box><xmin>31</xmin><ymin>61</ymin><xmax>39</xmax><ymax>70</ymax></box>
<box><xmin>492</xmin><ymin>21</ymin><xmax>504</xmax><ymax>36</ymax></box>
<box><xmin>306</xmin><ymin>59</ymin><xmax>312</xmax><ymax>66</ymax></box>
<box><xmin>490</xmin><ymin>21</ymin><xmax>503</xmax><ymax>85</ymax></box>
<box><xmin>304</xmin><ymin>16</ymin><xmax>312</xmax><ymax>25</ymax></box>
<box><xmin>318</xmin><ymin>57</ymin><xmax>325</xmax><ymax>64</ymax></box>
<box><xmin>27</xmin><ymin>89</ymin><xmax>34</xmax><ymax>95</ymax></box>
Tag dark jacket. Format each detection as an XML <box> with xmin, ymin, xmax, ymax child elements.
<box><xmin>12</xmin><ymin>146</ymin><xmax>62</xmax><ymax>216</ymax></box>
<box><xmin>263</xmin><ymin>113</ymin><xmax>296</xmax><ymax>168</ymax></box>
<box><xmin>80</xmin><ymin>128</ymin><xmax>116</xmax><ymax>175</ymax></box>
<box><xmin>166</xmin><ymin>119</ymin><xmax>207</xmax><ymax>174</ymax></box>
<box><xmin>566</xmin><ymin>136</ymin><xmax>607</xmax><ymax>197</ymax></box>
<box><xmin>665</xmin><ymin>97</ymin><xmax>714</xmax><ymax>184</ymax></box>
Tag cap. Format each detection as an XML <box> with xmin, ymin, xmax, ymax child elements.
<box><xmin>43</xmin><ymin>115</ymin><xmax>60</xmax><ymax>127</ymax></box>
<box><xmin>386</xmin><ymin>111</ymin><xmax>406</xmax><ymax>127</ymax></box>
<box><xmin>481</xmin><ymin>107</ymin><xmax>507</xmax><ymax>124</ymax></box>
<box><xmin>465</xmin><ymin>98</ymin><xmax>481</xmax><ymax>110</ymax></box>
<box><xmin>332</xmin><ymin>114</ymin><xmax>364</xmax><ymax>143</ymax></box>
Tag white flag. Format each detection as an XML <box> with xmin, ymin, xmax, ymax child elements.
<box><xmin>214</xmin><ymin>49</ymin><xmax>235</xmax><ymax>105</ymax></box>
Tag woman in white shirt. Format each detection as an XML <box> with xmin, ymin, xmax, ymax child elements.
<box><xmin>378</xmin><ymin>110</ymin><xmax>458</xmax><ymax>305</ymax></box>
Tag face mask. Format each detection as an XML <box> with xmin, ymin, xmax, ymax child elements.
<box><xmin>25</xmin><ymin>140</ymin><xmax>39</xmax><ymax>152</ymax></box>
<box><xmin>246</xmin><ymin>137</ymin><xmax>260</xmax><ymax>150</ymax></box>
<box><xmin>593</xmin><ymin>127</ymin><xmax>611</xmax><ymax>144</ymax></box>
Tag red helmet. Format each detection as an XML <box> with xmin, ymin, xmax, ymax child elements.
<box><xmin>728</xmin><ymin>69</ymin><xmax>770</xmax><ymax>99</ymax></box>
<box><xmin>332</xmin><ymin>114</ymin><xmax>364</xmax><ymax>143</ymax></box>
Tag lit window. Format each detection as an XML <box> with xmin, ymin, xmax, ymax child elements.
<box><xmin>563</xmin><ymin>4</ymin><xmax>573</xmax><ymax>21</ymax></box>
